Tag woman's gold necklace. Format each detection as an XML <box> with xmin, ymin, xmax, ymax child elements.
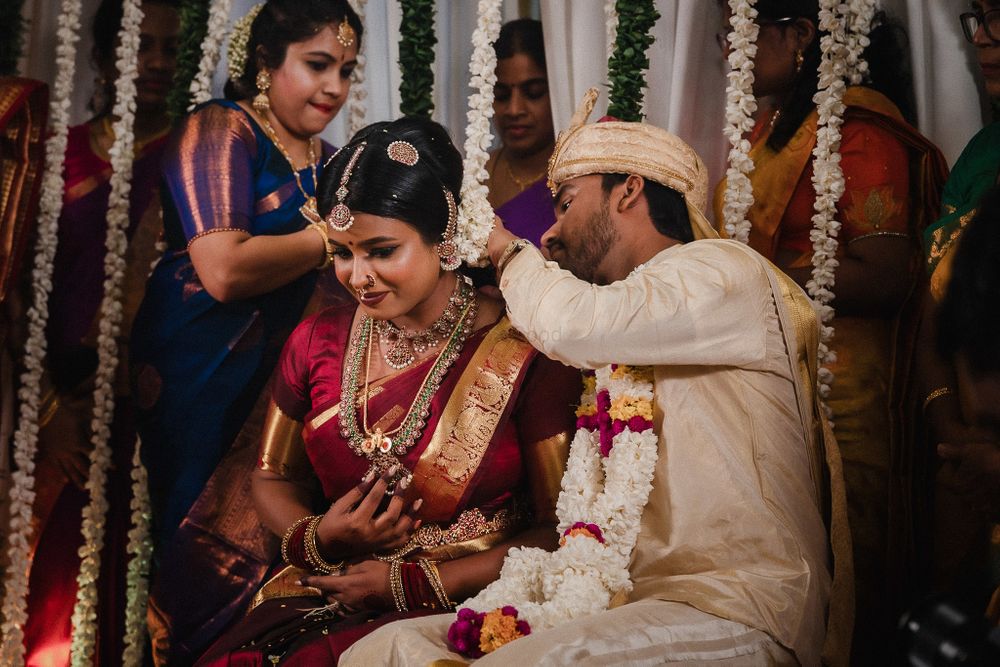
<box><xmin>257</xmin><ymin>112</ymin><xmax>320</xmax><ymax>222</ymax></box>
<box><xmin>338</xmin><ymin>284</ymin><xmax>479</xmax><ymax>480</ymax></box>
<box><xmin>375</xmin><ymin>276</ymin><xmax>473</xmax><ymax>369</ymax></box>
<box><xmin>500</xmin><ymin>147</ymin><xmax>545</xmax><ymax>193</ymax></box>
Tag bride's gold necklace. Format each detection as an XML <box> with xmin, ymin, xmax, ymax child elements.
<box><xmin>375</xmin><ymin>276</ymin><xmax>473</xmax><ymax>370</ymax></box>
<box><xmin>257</xmin><ymin>112</ymin><xmax>320</xmax><ymax>222</ymax></box>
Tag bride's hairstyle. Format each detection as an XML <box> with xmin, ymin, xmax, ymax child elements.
<box><xmin>318</xmin><ymin>116</ymin><xmax>463</xmax><ymax>244</ymax></box>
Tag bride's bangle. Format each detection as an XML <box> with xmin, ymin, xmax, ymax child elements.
<box><xmin>304</xmin><ymin>515</ymin><xmax>345</xmax><ymax>574</ymax></box>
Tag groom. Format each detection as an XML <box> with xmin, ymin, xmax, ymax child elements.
<box><xmin>341</xmin><ymin>93</ymin><xmax>852</xmax><ymax>666</ymax></box>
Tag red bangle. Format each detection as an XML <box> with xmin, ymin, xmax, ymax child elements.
<box><xmin>282</xmin><ymin>519</ymin><xmax>311</xmax><ymax>569</ymax></box>
<box><xmin>401</xmin><ymin>562</ymin><xmax>440</xmax><ymax>610</ymax></box>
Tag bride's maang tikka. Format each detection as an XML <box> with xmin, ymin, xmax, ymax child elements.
<box><xmin>325</xmin><ymin>142</ymin><xmax>367</xmax><ymax>232</ymax></box>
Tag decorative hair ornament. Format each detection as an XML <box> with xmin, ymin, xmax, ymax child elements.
<box><xmin>438</xmin><ymin>189</ymin><xmax>461</xmax><ymax>271</ymax></box>
<box><xmin>227</xmin><ymin>2</ymin><xmax>265</xmax><ymax>81</ymax></box>
<box><xmin>188</xmin><ymin>0</ymin><xmax>234</xmax><ymax>109</ymax></box>
<box><xmin>1</xmin><ymin>0</ymin><xmax>84</xmax><ymax>662</ymax></box>
<box><xmin>325</xmin><ymin>142</ymin><xmax>367</xmax><ymax>232</ymax></box>
<box><xmin>253</xmin><ymin>69</ymin><xmax>271</xmax><ymax>115</ymax></box>
<box><xmin>337</xmin><ymin>16</ymin><xmax>356</xmax><ymax>48</ymax></box>
<box><xmin>387</xmin><ymin>140</ymin><xmax>419</xmax><ymax>166</ymax></box>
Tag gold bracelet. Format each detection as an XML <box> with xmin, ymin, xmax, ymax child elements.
<box><xmin>496</xmin><ymin>238</ymin><xmax>531</xmax><ymax>277</ymax></box>
<box><xmin>418</xmin><ymin>560</ymin><xmax>453</xmax><ymax>610</ymax></box>
<box><xmin>389</xmin><ymin>560</ymin><xmax>408</xmax><ymax>612</ymax></box>
<box><xmin>923</xmin><ymin>386</ymin><xmax>954</xmax><ymax>413</ymax></box>
<box><xmin>307</xmin><ymin>221</ymin><xmax>333</xmax><ymax>269</ymax></box>
<box><xmin>303</xmin><ymin>515</ymin><xmax>345</xmax><ymax>574</ymax></box>
<box><xmin>38</xmin><ymin>392</ymin><xmax>61</xmax><ymax>430</ymax></box>
<box><xmin>280</xmin><ymin>515</ymin><xmax>313</xmax><ymax>564</ymax></box>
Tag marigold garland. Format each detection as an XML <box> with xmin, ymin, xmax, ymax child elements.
<box><xmin>0</xmin><ymin>0</ymin><xmax>83</xmax><ymax>662</ymax></box>
<box><xmin>68</xmin><ymin>1</ymin><xmax>143</xmax><ymax>662</ymax></box>
<box><xmin>455</xmin><ymin>0</ymin><xmax>502</xmax><ymax>266</ymax></box>
<box><xmin>606</xmin><ymin>0</ymin><xmax>660</xmax><ymax>122</ymax></box>
<box><xmin>398</xmin><ymin>0</ymin><xmax>437</xmax><ymax>118</ymax></box>
<box><xmin>449</xmin><ymin>365</ymin><xmax>659</xmax><ymax>655</ymax></box>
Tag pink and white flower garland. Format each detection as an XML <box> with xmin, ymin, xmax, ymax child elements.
<box><xmin>721</xmin><ymin>0</ymin><xmax>759</xmax><ymax>244</ymax></box>
<box><xmin>455</xmin><ymin>0</ymin><xmax>502</xmax><ymax>266</ymax></box>
<box><xmin>448</xmin><ymin>365</ymin><xmax>659</xmax><ymax>657</ymax></box>
<box><xmin>0</xmin><ymin>1</ymin><xmax>84</xmax><ymax>662</ymax></box>
<box><xmin>69</xmin><ymin>1</ymin><xmax>144</xmax><ymax>663</ymax></box>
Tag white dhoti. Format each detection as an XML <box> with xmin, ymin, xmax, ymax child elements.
<box><xmin>339</xmin><ymin>600</ymin><xmax>798</xmax><ymax>666</ymax></box>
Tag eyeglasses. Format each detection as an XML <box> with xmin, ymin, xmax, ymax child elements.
<box><xmin>716</xmin><ymin>16</ymin><xmax>795</xmax><ymax>52</ymax></box>
<box><xmin>960</xmin><ymin>9</ymin><xmax>1000</xmax><ymax>43</ymax></box>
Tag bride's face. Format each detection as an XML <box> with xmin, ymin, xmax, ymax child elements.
<box><xmin>329</xmin><ymin>212</ymin><xmax>450</xmax><ymax>326</ymax></box>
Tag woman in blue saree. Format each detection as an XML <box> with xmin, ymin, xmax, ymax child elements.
<box><xmin>129</xmin><ymin>1</ymin><xmax>362</xmax><ymax>662</ymax></box>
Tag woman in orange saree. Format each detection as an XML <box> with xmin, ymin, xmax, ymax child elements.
<box><xmin>714</xmin><ymin>2</ymin><xmax>948</xmax><ymax>662</ymax></box>
<box><xmin>196</xmin><ymin>116</ymin><xmax>580</xmax><ymax>666</ymax></box>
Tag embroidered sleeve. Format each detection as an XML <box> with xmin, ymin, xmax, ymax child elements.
<box><xmin>162</xmin><ymin>103</ymin><xmax>258</xmax><ymax>242</ymax></box>
<box><xmin>837</xmin><ymin>119</ymin><xmax>911</xmax><ymax>243</ymax></box>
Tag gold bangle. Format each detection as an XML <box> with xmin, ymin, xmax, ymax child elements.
<box><xmin>303</xmin><ymin>515</ymin><xmax>345</xmax><ymax>574</ymax></box>
<box><xmin>38</xmin><ymin>393</ymin><xmax>61</xmax><ymax>430</ymax></box>
<box><xmin>280</xmin><ymin>515</ymin><xmax>313</xmax><ymax>564</ymax></box>
<box><xmin>496</xmin><ymin>238</ymin><xmax>531</xmax><ymax>277</ymax></box>
<box><xmin>389</xmin><ymin>560</ymin><xmax>408</xmax><ymax>612</ymax></box>
<box><xmin>923</xmin><ymin>386</ymin><xmax>954</xmax><ymax>412</ymax></box>
<box><xmin>307</xmin><ymin>222</ymin><xmax>333</xmax><ymax>269</ymax></box>
<box><xmin>418</xmin><ymin>560</ymin><xmax>453</xmax><ymax>610</ymax></box>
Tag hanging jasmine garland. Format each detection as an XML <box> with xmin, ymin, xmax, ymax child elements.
<box><xmin>347</xmin><ymin>0</ymin><xmax>369</xmax><ymax>136</ymax></box>
<box><xmin>0</xmin><ymin>0</ymin><xmax>84</xmax><ymax>664</ymax></box>
<box><xmin>721</xmin><ymin>0</ymin><xmax>759</xmax><ymax>244</ymax></box>
<box><xmin>605</xmin><ymin>0</ymin><xmax>660</xmax><ymax>122</ymax></box>
<box><xmin>454</xmin><ymin>0</ymin><xmax>502</xmax><ymax>266</ymax></box>
<box><xmin>121</xmin><ymin>438</ymin><xmax>152</xmax><ymax>666</ymax></box>
<box><xmin>188</xmin><ymin>0</ymin><xmax>233</xmax><ymax>108</ymax></box>
<box><xmin>68</xmin><ymin>1</ymin><xmax>144</xmax><ymax>663</ymax></box>
<box><xmin>398</xmin><ymin>0</ymin><xmax>436</xmax><ymax>118</ymax></box>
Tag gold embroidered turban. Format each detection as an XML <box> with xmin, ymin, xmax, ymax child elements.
<box><xmin>547</xmin><ymin>88</ymin><xmax>719</xmax><ymax>241</ymax></box>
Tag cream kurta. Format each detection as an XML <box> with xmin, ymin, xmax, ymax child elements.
<box><xmin>500</xmin><ymin>239</ymin><xmax>831</xmax><ymax>666</ymax></box>
<box><xmin>343</xmin><ymin>239</ymin><xmax>849</xmax><ymax>667</ymax></box>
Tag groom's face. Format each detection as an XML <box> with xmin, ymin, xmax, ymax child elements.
<box><xmin>542</xmin><ymin>175</ymin><xmax>619</xmax><ymax>284</ymax></box>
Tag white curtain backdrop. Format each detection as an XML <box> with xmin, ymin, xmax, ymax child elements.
<box><xmin>13</xmin><ymin>0</ymin><xmax>991</xmax><ymax>177</ymax></box>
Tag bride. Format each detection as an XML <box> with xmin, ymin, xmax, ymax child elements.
<box><xmin>196</xmin><ymin>116</ymin><xmax>581</xmax><ymax>665</ymax></box>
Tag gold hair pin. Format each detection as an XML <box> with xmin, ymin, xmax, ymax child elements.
<box><xmin>387</xmin><ymin>140</ymin><xmax>419</xmax><ymax>166</ymax></box>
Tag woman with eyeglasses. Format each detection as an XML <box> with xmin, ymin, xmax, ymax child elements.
<box><xmin>712</xmin><ymin>1</ymin><xmax>949</xmax><ymax>662</ymax></box>
<box><xmin>918</xmin><ymin>0</ymin><xmax>1000</xmax><ymax>627</ymax></box>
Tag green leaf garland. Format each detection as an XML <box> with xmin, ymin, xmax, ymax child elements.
<box><xmin>167</xmin><ymin>0</ymin><xmax>211</xmax><ymax>121</ymax></box>
<box><xmin>0</xmin><ymin>0</ymin><xmax>27</xmax><ymax>76</ymax></box>
<box><xmin>398</xmin><ymin>0</ymin><xmax>436</xmax><ymax>118</ymax></box>
<box><xmin>607</xmin><ymin>0</ymin><xmax>660</xmax><ymax>122</ymax></box>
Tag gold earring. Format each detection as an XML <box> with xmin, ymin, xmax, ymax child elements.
<box><xmin>794</xmin><ymin>49</ymin><xmax>804</xmax><ymax>75</ymax></box>
<box><xmin>253</xmin><ymin>70</ymin><xmax>271</xmax><ymax>114</ymax></box>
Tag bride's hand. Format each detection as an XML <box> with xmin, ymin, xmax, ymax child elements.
<box><xmin>315</xmin><ymin>467</ymin><xmax>422</xmax><ymax>560</ymax></box>
<box><xmin>300</xmin><ymin>560</ymin><xmax>394</xmax><ymax>612</ymax></box>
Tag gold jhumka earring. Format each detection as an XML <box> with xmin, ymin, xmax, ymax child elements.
<box><xmin>794</xmin><ymin>49</ymin><xmax>804</xmax><ymax>75</ymax></box>
<box><xmin>253</xmin><ymin>70</ymin><xmax>271</xmax><ymax>115</ymax></box>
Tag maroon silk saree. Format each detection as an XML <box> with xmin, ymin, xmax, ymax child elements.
<box><xmin>196</xmin><ymin>302</ymin><xmax>579</xmax><ymax>665</ymax></box>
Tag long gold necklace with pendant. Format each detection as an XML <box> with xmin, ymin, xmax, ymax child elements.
<box><xmin>339</xmin><ymin>285</ymin><xmax>478</xmax><ymax>480</ymax></box>
<box><xmin>257</xmin><ymin>112</ymin><xmax>321</xmax><ymax>223</ymax></box>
